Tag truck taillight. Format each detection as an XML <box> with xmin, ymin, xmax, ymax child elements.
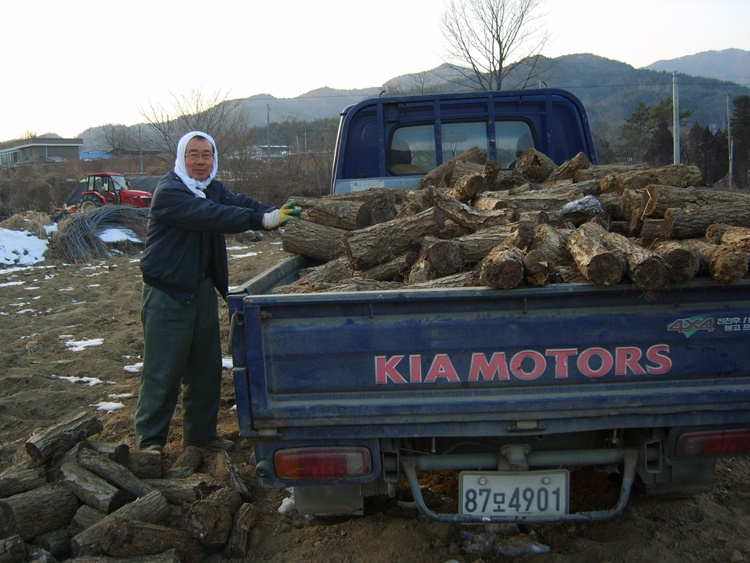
<box><xmin>274</xmin><ymin>447</ymin><xmax>372</xmax><ymax>480</ymax></box>
<box><xmin>675</xmin><ymin>429</ymin><xmax>750</xmax><ymax>457</ymax></box>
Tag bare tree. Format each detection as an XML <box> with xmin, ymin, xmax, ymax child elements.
<box><xmin>138</xmin><ymin>89</ymin><xmax>249</xmax><ymax>159</ymax></box>
<box><xmin>440</xmin><ymin>0</ymin><xmax>549</xmax><ymax>91</ymax></box>
<box><xmin>103</xmin><ymin>124</ymin><xmax>133</xmax><ymax>154</ymax></box>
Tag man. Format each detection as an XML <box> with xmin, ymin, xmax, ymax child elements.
<box><xmin>135</xmin><ymin>131</ymin><xmax>300</xmax><ymax>453</ymax></box>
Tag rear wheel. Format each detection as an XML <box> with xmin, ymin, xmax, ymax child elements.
<box><xmin>79</xmin><ymin>194</ymin><xmax>103</xmax><ymax>213</ymax></box>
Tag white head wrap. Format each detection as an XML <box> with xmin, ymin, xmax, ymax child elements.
<box><xmin>173</xmin><ymin>131</ymin><xmax>219</xmax><ymax>198</ymax></box>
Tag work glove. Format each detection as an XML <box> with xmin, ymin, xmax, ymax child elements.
<box><xmin>262</xmin><ymin>200</ymin><xmax>301</xmax><ymax>230</ymax></box>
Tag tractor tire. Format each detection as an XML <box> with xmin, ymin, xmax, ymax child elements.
<box><xmin>79</xmin><ymin>194</ymin><xmax>103</xmax><ymax>214</ymax></box>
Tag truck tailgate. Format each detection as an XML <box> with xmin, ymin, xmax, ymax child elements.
<box><xmin>229</xmin><ymin>277</ymin><xmax>750</xmax><ymax>439</ymax></box>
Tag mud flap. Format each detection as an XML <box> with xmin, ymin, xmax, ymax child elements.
<box><xmin>294</xmin><ymin>484</ymin><xmax>364</xmax><ymax>517</ymax></box>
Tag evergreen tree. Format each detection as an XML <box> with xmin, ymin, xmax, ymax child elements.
<box><xmin>731</xmin><ymin>95</ymin><xmax>750</xmax><ymax>188</ymax></box>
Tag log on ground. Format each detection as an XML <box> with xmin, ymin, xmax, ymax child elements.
<box><xmin>0</xmin><ymin>483</ymin><xmax>79</xmax><ymax>541</ymax></box>
<box><xmin>59</xmin><ymin>459</ymin><xmax>134</xmax><ymax>513</ymax></box>
<box><xmin>25</xmin><ymin>410</ymin><xmax>102</xmax><ymax>464</ymax></box>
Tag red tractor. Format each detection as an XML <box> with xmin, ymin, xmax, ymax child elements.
<box><xmin>68</xmin><ymin>172</ymin><xmax>152</xmax><ymax>213</ymax></box>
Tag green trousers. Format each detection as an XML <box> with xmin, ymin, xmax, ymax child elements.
<box><xmin>135</xmin><ymin>278</ymin><xmax>223</xmax><ymax>448</ymax></box>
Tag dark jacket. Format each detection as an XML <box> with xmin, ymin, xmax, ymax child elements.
<box><xmin>140</xmin><ymin>171</ymin><xmax>274</xmax><ymax>304</ymax></box>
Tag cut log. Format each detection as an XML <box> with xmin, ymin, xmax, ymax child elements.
<box><xmin>0</xmin><ymin>483</ymin><xmax>79</xmax><ymax>541</ymax></box>
<box><xmin>479</xmin><ymin>244</ymin><xmax>525</xmax><ymax>290</ymax></box>
<box><xmin>446</xmin><ymin>161</ymin><xmax>500</xmax><ymax>202</ymax></box>
<box><xmin>209</xmin><ymin>451</ymin><xmax>252</xmax><ymax>503</ymax></box>
<box><xmin>0</xmin><ymin>460</ymin><xmax>46</xmax><ymax>498</ymax></box>
<box><xmin>705</xmin><ymin>224</ymin><xmax>750</xmax><ymax>253</ymax></box>
<box><xmin>567</xmin><ymin>222</ymin><xmax>625</xmax><ymax>286</ymax></box>
<box><xmin>551</xmin><ymin>195</ymin><xmax>607</xmax><ymax>227</ymax></box>
<box><xmin>319</xmin><ymin>277</ymin><xmax>404</xmax><ymax>293</ymax></box>
<box><xmin>82</xmin><ymin>441</ymin><xmax>130</xmax><ymax>465</ymax></box>
<box><xmin>142</xmin><ymin>473</ymin><xmax>222</xmax><ymax>505</ymax></box>
<box><xmin>602</xmin><ymin>232</ymin><xmax>670</xmax><ymax>290</ymax></box>
<box><xmin>573</xmin><ymin>164</ymin><xmax>650</xmax><ymax>183</ymax></box>
<box><xmin>663</xmin><ymin>203</ymin><xmax>750</xmax><ymax>239</ymax></box>
<box><xmin>186</xmin><ymin>487</ymin><xmax>243</xmax><ymax>549</ymax></box>
<box><xmin>99</xmin><ymin>516</ymin><xmax>204</xmax><ymax>560</ymax></box>
<box><xmin>30</xmin><ymin>527</ymin><xmax>69</xmax><ymax>559</ymax></box>
<box><xmin>682</xmin><ymin>240</ymin><xmax>749</xmax><ymax>285</ymax></box>
<box><xmin>523</xmin><ymin>224</ymin><xmax>574</xmax><ymax>286</ymax></box>
<box><xmin>426</xmin><ymin>185</ymin><xmax>518</xmax><ymax>231</ymax></box>
<box><xmin>406</xmin><ymin>257</ymin><xmax>435</xmax><ymax>285</ymax></box>
<box><xmin>344</xmin><ymin>207</ymin><xmax>444</xmax><ymax>270</ymax></box>
<box><xmin>224</xmin><ymin>503</ymin><xmax>260</xmax><ymax>559</ymax></box>
<box><xmin>456</xmin><ymin>224</ymin><xmax>524</xmax><ymax>263</ymax></box>
<box><xmin>275</xmin><ymin>256</ymin><xmax>354</xmax><ymax>294</ymax></box>
<box><xmin>643</xmin><ymin>185</ymin><xmax>750</xmax><ymax>218</ymax></box>
<box><xmin>652</xmin><ymin>240</ymin><xmax>701</xmax><ymax>286</ymax></box>
<box><xmin>69</xmin><ymin>504</ymin><xmax>106</xmax><ymax>537</ymax></box>
<box><xmin>77</xmin><ymin>446</ymin><xmax>155</xmax><ymax>498</ymax></box>
<box><xmin>514</xmin><ymin>148</ymin><xmax>556</xmax><ymax>182</ymax></box>
<box><xmin>408</xmin><ymin>270</ymin><xmax>481</xmax><ymax>289</ymax></box>
<box><xmin>291</xmin><ymin>196</ymin><xmax>370</xmax><ymax>230</ymax></box>
<box><xmin>419</xmin><ymin>236</ymin><xmax>464</xmax><ymax>276</ymax></box>
<box><xmin>358</xmin><ymin>251</ymin><xmax>419</xmax><ymax>282</ymax></box>
<box><xmin>325</xmin><ymin>187</ymin><xmax>400</xmax><ymax>225</ymax></box>
<box><xmin>123</xmin><ymin>448</ymin><xmax>163</xmax><ymax>479</ymax></box>
<box><xmin>59</xmin><ymin>459</ymin><xmax>134</xmax><ymax>513</ymax></box>
<box><xmin>25</xmin><ymin>410</ymin><xmax>102</xmax><ymax>464</ymax></box>
<box><xmin>70</xmin><ymin>489</ymin><xmax>171</xmax><ymax>557</ymax></box>
<box><xmin>418</xmin><ymin>146</ymin><xmax>487</xmax><ymax>189</ymax></box>
<box><xmin>0</xmin><ymin>535</ymin><xmax>26</xmax><ymax>563</ymax></box>
<box><xmin>281</xmin><ymin>219</ymin><xmax>347</xmax><ymax>262</ymax></box>
<box><xmin>164</xmin><ymin>446</ymin><xmax>203</xmax><ymax>479</ymax></box>
<box><xmin>639</xmin><ymin>219</ymin><xmax>666</xmax><ymax>247</ymax></box>
<box><xmin>546</xmin><ymin>151</ymin><xmax>591</xmax><ymax>183</ymax></box>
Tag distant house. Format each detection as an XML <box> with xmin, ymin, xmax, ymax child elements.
<box><xmin>0</xmin><ymin>136</ymin><xmax>83</xmax><ymax>166</ymax></box>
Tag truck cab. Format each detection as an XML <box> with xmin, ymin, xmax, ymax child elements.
<box><xmin>330</xmin><ymin>88</ymin><xmax>598</xmax><ymax>194</ymax></box>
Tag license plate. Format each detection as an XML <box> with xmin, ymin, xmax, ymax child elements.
<box><xmin>459</xmin><ymin>470</ymin><xmax>569</xmax><ymax>517</ymax></box>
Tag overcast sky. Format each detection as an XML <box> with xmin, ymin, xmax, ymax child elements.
<box><xmin>2</xmin><ymin>0</ymin><xmax>748</xmax><ymax>142</ymax></box>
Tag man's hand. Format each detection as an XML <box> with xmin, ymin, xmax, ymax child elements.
<box><xmin>263</xmin><ymin>200</ymin><xmax>301</xmax><ymax>230</ymax></box>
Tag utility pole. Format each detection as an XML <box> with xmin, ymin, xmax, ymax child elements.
<box><xmin>266</xmin><ymin>104</ymin><xmax>271</xmax><ymax>166</ymax></box>
<box><xmin>138</xmin><ymin>125</ymin><xmax>144</xmax><ymax>175</ymax></box>
<box><xmin>672</xmin><ymin>71</ymin><xmax>680</xmax><ymax>165</ymax></box>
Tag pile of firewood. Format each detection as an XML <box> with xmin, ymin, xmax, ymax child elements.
<box><xmin>278</xmin><ymin>146</ymin><xmax>750</xmax><ymax>293</ymax></box>
<box><xmin>0</xmin><ymin>412</ymin><xmax>257</xmax><ymax>562</ymax></box>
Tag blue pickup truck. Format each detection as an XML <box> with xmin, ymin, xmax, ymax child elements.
<box><xmin>228</xmin><ymin>89</ymin><xmax>750</xmax><ymax>523</ymax></box>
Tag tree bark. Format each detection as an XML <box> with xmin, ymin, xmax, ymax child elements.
<box><xmin>164</xmin><ymin>446</ymin><xmax>203</xmax><ymax>479</ymax></box>
<box><xmin>281</xmin><ymin>219</ymin><xmax>347</xmax><ymax>262</ymax></box>
<box><xmin>643</xmin><ymin>185</ymin><xmax>750</xmax><ymax>217</ymax></box>
<box><xmin>0</xmin><ymin>483</ymin><xmax>79</xmax><ymax>541</ymax></box>
<box><xmin>344</xmin><ymin>207</ymin><xmax>444</xmax><ymax>270</ymax></box>
<box><xmin>291</xmin><ymin>196</ymin><xmax>371</xmax><ymax>230</ymax></box>
<box><xmin>682</xmin><ymin>240</ymin><xmax>749</xmax><ymax>285</ymax></box>
<box><xmin>663</xmin><ymin>203</ymin><xmax>750</xmax><ymax>239</ymax></box>
<box><xmin>514</xmin><ymin>148</ymin><xmax>556</xmax><ymax>182</ymax></box>
<box><xmin>99</xmin><ymin>517</ymin><xmax>204</xmax><ymax>560</ymax></box>
<box><xmin>0</xmin><ymin>460</ymin><xmax>45</xmax><ymax>498</ymax></box>
<box><xmin>325</xmin><ymin>187</ymin><xmax>399</xmax><ymax>225</ymax></box>
<box><xmin>0</xmin><ymin>535</ymin><xmax>26</xmax><ymax>563</ymax></box>
<box><xmin>546</xmin><ymin>151</ymin><xmax>591</xmax><ymax>183</ymax></box>
<box><xmin>275</xmin><ymin>256</ymin><xmax>354</xmax><ymax>293</ymax></box>
<box><xmin>705</xmin><ymin>224</ymin><xmax>750</xmax><ymax>253</ymax></box>
<box><xmin>456</xmin><ymin>224</ymin><xmax>523</xmax><ymax>263</ymax></box>
<box><xmin>77</xmin><ymin>446</ymin><xmax>156</xmax><ymax>498</ymax></box>
<box><xmin>186</xmin><ymin>487</ymin><xmax>242</xmax><ymax>549</ymax></box>
<box><xmin>70</xmin><ymin>490</ymin><xmax>171</xmax><ymax>557</ymax></box>
<box><xmin>418</xmin><ymin>146</ymin><xmax>487</xmax><ymax>189</ymax></box>
<box><xmin>25</xmin><ymin>410</ymin><xmax>102</xmax><ymax>464</ymax></box>
<box><xmin>523</xmin><ymin>224</ymin><xmax>574</xmax><ymax>286</ymax></box>
<box><xmin>652</xmin><ymin>240</ymin><xmax>701</xmax><ymax>286</ymax></box>
<box><xmin>358</xmin><ymin>251</ymin><xmax>419</xmax><ymax>282</ymax></box>
<box><xmin>426</xmin><ymin>185</ymin><xmax>518</xmax><ymax>231</ymax></box>
<box><xmin>479</xmin><ymin>244</ymin><xmax>526</xmax><ymax>290</ymax></box>
<box><xmin>123</xmin><ymin>448</ymin><xmax>163</xmax><ymax>479</ymax></box>
<box><xmin>59</xmin><ymin>459</ymin><xmax>133</xmax><ymax>513</ymax></box>
<box><xmin>210</xmin><ymin>451</ymin><xmax>252</xmax><ymax>503</ymax></box>
<box><xmin>142</xmin><ymin>474</ymin><xmax>222</xmax><ymax>505</ymax></box>
<box><xmin>602</xmin><ymin>232</ymin><xmax>669</xmax><ymax>290</ymax></box>
<box><xmin>224</xmin><ymin>503</ymin><xmax>260</xmax><ymax>559</ymax></box>
<box><xmin>419</xmin><ymin>236</ymin><xmax>464</xmax><ymax>276</ymax></box>
<box><xmin>567</xmin><ymin>222</ymin><xmax>625</xmax><ymax>286</ymax></box>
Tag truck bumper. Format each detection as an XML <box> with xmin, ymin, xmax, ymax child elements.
<box><xmin>400</xmin><ymin>448</ymin><xmax>639</xmax><ymax>523</ymax></box>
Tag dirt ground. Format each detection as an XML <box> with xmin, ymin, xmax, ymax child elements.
<box><xmin>1</xmin><ymin>231</ymin><xmax>750</xmax><ymax>563</ymax></box>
